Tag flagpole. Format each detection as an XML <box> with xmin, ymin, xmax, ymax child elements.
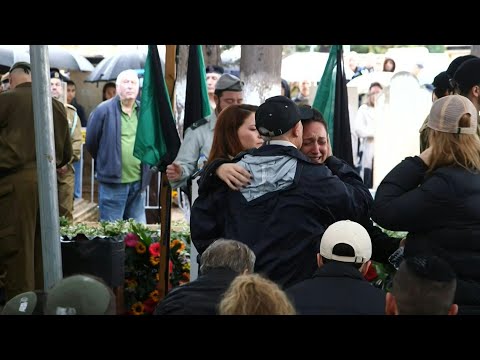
<box><xmin>157</xmin><ymin>45</ymin><xmax>177</xmax><ymax>299</ymax></box>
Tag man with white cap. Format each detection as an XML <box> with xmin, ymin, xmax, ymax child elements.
<box><xmin>286</xmin><ymin>220</ymin><xmax>386</xmax><ymax>315</ymax></box>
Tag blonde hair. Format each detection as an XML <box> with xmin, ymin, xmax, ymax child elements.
<box><xmin>428</xmin><ymin>114</ymin><xmax>480</xmax><ymax>173</ymax></box>
<box><xmin>219</xmin><ymin>273</ymin><xmax>296</xmax><ymax>315</ymax></box>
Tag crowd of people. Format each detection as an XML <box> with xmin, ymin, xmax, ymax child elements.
<box><xmin>1</xmin><ymin>51</ymin><xmax>480</xmax><ymax>315</ymax></box>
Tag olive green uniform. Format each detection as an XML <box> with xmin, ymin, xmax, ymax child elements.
<box><xmin>0</xmin><ymin>82</ymin><xmax>72</xmax><ymax>300</ymax></box>
<box><xmin>57</xmin><ymin>103</ymin><xmax>82</xmax><ymax>221</ymax></box>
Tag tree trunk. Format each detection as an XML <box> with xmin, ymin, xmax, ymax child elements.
<box><xmin>471</xmin><ymin>45</ymin><xmax>480</xmax><ymax>57</ymax></box>
<box><xmin>202</xmin><ymin>45</ymin><xmax>221</xmax><ymax>66</ymax></box>
<box><xmin>174</xmin><ymin>45</ymin><xmax>189</xmax><ymax>137</ymax></box>
<box><xmin>240</xmin><ymin>45</ymin><xmax>283</xmax><ymax>105</ymax></box>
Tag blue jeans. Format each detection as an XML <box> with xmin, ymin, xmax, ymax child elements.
<box><xmin>98</xmin><ymin>181</ymin><xmax>146</xmax><ymax>223</ymax></box>
<box><xmin>73</xmin><ymin>161</ymin><xmax>82</xmax><ymax>199</ymax></box>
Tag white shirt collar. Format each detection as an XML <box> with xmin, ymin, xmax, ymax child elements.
<box><xmin>268</xmin><ymin>140</ymin><xmax>297</xmax><ymax>148</ymax></box>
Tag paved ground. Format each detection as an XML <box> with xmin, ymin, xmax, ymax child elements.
<box><xmin>171</xmin><ymin>206</ymin><xmax>187</xmax><ymax>223</ymax></box>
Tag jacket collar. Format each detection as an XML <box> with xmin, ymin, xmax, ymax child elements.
<box><xmin>313</xmin><ymin>261</ymin><xmax>366</xmax><ymax>281</ymax></box>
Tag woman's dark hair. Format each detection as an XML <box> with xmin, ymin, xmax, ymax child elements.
<box><xmin>208</xmin><ymin>104</ymin><xmax>258</xmax><ymax>163</ymax></box>
<box><xmin>102</xmin><ymin>82</ymin><xmax>116</xmax><ymax>101</ymax></box>
<box><xmin>383</xmin><ymin>58</ymin><xmax>396</xmax><ymax>72</ymax></box>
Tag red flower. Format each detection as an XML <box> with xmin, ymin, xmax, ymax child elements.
<box><xmin>143</xmin><ymin>298</ymin><xmax>158</xmax><ymax>314</ymax></box>
<box><xmin>149</xmin><ymin>242</ymin><xmax>160</xmax><ymax>257</ymax></box>
<box><xmin>364</xmin><ymin>264</ymin><xmax>378</xmax><ymax>282</ymax></box>
<box><xmin>124</xmin><ymin>233</ymin><xmax>140</xmax><ymax>248</ymax></box>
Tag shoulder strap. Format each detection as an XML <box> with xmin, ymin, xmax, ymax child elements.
<box><xmin>70</xmin><ymin>111</ymin><xmax>78</xmax><ymax>137</ymax></box>
<box><xmin>189</xmin><ymin>118</ymin><xmax>208</xmax><ymax>131</ymax></box>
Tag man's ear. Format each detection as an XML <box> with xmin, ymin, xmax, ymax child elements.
<box><xmin>385</xmin><ymin>292</ymin><xmax>398</xmax><ymax>315</ymax></box>
<box><xmin>448</xmin><ymin>304</ymin><xmax>459</xmax><ymax>316</ymax></box>
<box><xmin>293</xmin><ymin>121</ymin><xmax>302</xmax><ymax>138</ymax></box>
<box><xmin>360</xmin><ymin>260</ymin><xmax>371</xmax><ymax>276</ymax></box>
<box><xmin>317</xmin><ymin>253</ymin><xmax>324</xmax><ymax>268</ymax></box>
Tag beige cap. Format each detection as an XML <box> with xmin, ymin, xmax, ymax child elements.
<box><xmin>427</xmin><ymin>95</ymin><xmax>477</xmax><ymax>135</ymax></box>
<box><xmin>320</xmin><ymin>220</ymin><xmax>371</xmax><ymax>264</ymax></box>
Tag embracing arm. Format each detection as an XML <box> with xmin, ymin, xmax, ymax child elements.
<box><xmin>190</xmin><ymin>190</ymin><xmax>226</xmax><ymax>255</ymax></box>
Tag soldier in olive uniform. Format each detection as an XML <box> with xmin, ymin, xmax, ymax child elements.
<box><xmin>0</xmin><ymin>62</ymin><xmax>72</xmax><ymax>300</ymax></box>
<box><xmin>166</xmin><ymin>74</ymin><xmax>245</xmax><ymax>189</ymax></box>
<box><xmin>50</xmin><ymin>69</ymin><xmax>82</xmax><ymax>221</ymax></box>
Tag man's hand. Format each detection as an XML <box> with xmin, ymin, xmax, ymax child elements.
<box><xmin>56</xmin><ymin>165</ymin><xmax>68</xmax><ymax>175</ymax></box>
<box><xmin>217</xmin><ymin>163</ymin><xmax>252</xmax><ymax>191</ymax></box>
<box><xmin>166</xmin><ymin>163</ymin><xmax>183</xmax><ymax>182</ymax></box>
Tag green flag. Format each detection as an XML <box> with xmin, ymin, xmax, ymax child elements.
<box><xmin>134</xmin><ymin>45</ymin><xmax>180</xmax><ymax>170</ymax></box>
<box><xmin>183</xmin><ymin>45</ymin><xmax>211</xmax><ymax>135</ymax></box>
<box><xmin>312</xmin><ymin>45</ymin><xmax>353</xmax><ymax>166</ymax></box>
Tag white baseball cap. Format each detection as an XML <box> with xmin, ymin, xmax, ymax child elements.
<box><xmin>320</xmin><ymin>220</ymin><xmax>372</xmax><ymax>264</ymax></box>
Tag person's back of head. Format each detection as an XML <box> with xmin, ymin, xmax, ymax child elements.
<box><xmin>426</xmin><ymin>94</ymin><xmax>480</xmax><ymax>173</ymax></box>
<box><xmin>1</xmin><ymin>290</ymin><xmax>47</xmax><ymax>315</ymax></box>
<box><xmin>452</xmin><ymin>57</ymin><xmax>480</xmax><ymax>98</ymax></box>
<box><xmin>386</xmin><ymin>255</ymin><xmax>458</xmax><ymax>315</ymax></box>
<box><xmin>200</xmin><ymin>239</ymin><xmax>256</xmax><ymax>275</ymax></box>
<box><xmin>446</xmin><ymin>54</ymin><xmax>477</xmax><ymax>86</ymax></box>
<box><xmin>218</xmin><ymin>273</ymin><xmax>296</xmax><ymax>315</ymax></box>
<box><xmin>432</xmin><ymin>71</ymin><xmax>453</xmax><ymax>100</ymax></box>
<box><xmin>9</xmin><ymin>62</ymin><xmax>31</xmax><ymax>89</ymax></box>
<box><xmin>319</xmin><ymin>220</ymin><xmax>372</xmax><ymax>275</ymax></box>
<box><xmin>45</xmin><ymin>274</ymin><xmax>116</xmax><ymax>315</ymax></box>
<box><xmin>255</xmin><ymin>95</ymin><xmax>303</xmax><ymax>147</ymax></box>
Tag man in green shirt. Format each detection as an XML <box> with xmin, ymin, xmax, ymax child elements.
<box><xmin>86</xmin><ymin>69</ymin><xmax>150</xmax><ymax>223</ymax></box>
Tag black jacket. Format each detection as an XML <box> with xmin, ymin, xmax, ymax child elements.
<box><xmin>199</xmin><ymin>153</ymin><xmax>400</xmax><ymax>265</ymax></box>
<box><xmin>153</xmin><ymin>268</ymin><xmax>238</xmax><ymax>315</ymax></box>
<box><xmin>191</xmin><ymin>145</ymin><xmax>372</xmax><ymax>288</ymax></box>
<box><xmin>286</xmin><ymin>262</ymin><xmax>386</xmax><ymax>315</ymax></box>
<box><xmin>373</xmin><ymin>156</ymin><xmax>480</xmax><ymax>306</ymax></box>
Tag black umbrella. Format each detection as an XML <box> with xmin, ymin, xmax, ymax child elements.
<box><xmin>0</xmin><ymin>45</ymin><xmax>30</xmax><ymax>73</ymax></box>
<box><xmin>85</xmin><ymin>51</ymin><xmax>148</xmax><ymax>82</ymax></box>
<box><xmin>27</xmin><ymin>45</ymin><xmax>94</xmax><ymax>72</ymax></box>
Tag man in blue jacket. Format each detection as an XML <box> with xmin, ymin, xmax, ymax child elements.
<box><xmin>86</xmin><ymin>69</ymin><xmax>151</xmax><ymax>223</ymax></box>
<box><xmin>191</xmin><ymin>96</ymin><xmax>373</xmax><ymax>288</ymax></box>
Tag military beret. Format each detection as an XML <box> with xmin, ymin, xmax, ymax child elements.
<box><xmin>453</xmin><ymin>58</ymin><xmax>480</xmax><ymax>91</ymax></box>
<box><xmin>206</xmin><ymin>64</ymin><xmax>224</xmax><ymax>75</ymax></box>
<box><xmin>446</xmin><ymin>55</ymin><xmax>477</xmax><ymax>80</ymax></box>
<box><xmin>9</xmin><ymin>61</ymin><xmax>31</xmax><ymax>73</ymax></box>
<box><xmin>45</xmin><ymin>274</ymin><xmax>115</xmax><ymax>315</ymax></box>
<box><xmin>215</xmin><ymin>73</ymin><xmax>244</xmax><ymax>92</ymax></box>
<box><xmin>256</xmin><ymin>95</ymin><xmax>301</xmax><ymax>137</ymax></box>
<box><xmin>50</xmin><ymin>68</ymin><xmax>69</xmax><ymax>82</ymax></box>
<box><xmin>432</xmin><ymin>71</ymin><xmax>450</xmax><ymax>90</ymax></box>
<box><xmin>1</xmin><ymin>290</ymin><xmax>47</xmax><ymax>315</ymax></box>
